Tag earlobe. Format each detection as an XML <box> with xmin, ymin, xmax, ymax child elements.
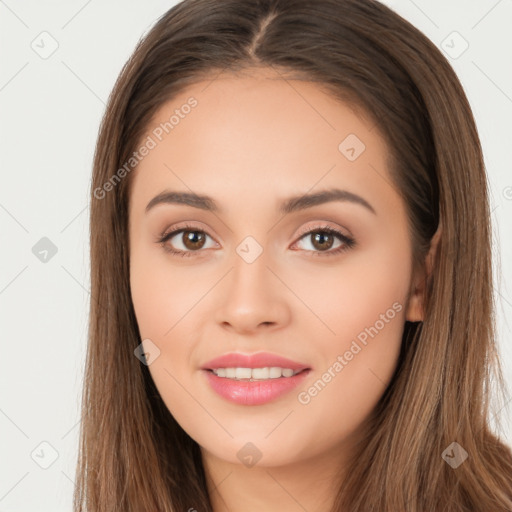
<box><xmin>405</xmin><ymin>224</ymin><xmax>442</xmax><ymax>322</ymax></box>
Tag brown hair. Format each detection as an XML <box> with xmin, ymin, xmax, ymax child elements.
<box><xmin>75</xmin><ymin>0</ymin><xmax>512</xmax><ymax>510</ymax></box>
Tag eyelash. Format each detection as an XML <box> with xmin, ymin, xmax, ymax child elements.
<box><xmin>157</xmin><ymin>222</ymin><xmax>356</xmax><ymax>258</ymax></box>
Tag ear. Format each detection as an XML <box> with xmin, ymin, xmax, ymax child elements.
<box><xmin>405</xmin><ymin>224</ymin><xmax>442</xmax><ymax>322</ymax></box>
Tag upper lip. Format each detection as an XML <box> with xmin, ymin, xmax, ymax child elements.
<box><xmin>201</xmin><ymin>352</ymin><xmax>311</xmax><ymax>371</ymax></box>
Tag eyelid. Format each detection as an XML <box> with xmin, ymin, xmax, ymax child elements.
<box><xmin>159</xmin><ymin>221</ymin><xmax>216</xmax><ymax>240</ymax></box>
<box><xmin>293</xmin><ymin>220</ymin><xmax>353</xmax><ymax>241</ymax></box>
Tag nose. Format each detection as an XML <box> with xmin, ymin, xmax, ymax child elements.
<box><xmin>213</xmin><ymin>248</ymin><xmax>291</xmax><ymax>335</ymax></box>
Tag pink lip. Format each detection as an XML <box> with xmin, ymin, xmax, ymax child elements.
<box><xmin>201</xmin><ymin>352</ymin><xmax>310</xmax><ymax>371</ymax></box>
<box><xmin>201</xmin><ymin>352</ymin><xmax>311</xmax><ymax>406</ymax></box>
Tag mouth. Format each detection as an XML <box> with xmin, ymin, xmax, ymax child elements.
<box><xmin>200</xmin><ymin>352</ymin><xmax>312</xmax><ymax>405</ymax></box>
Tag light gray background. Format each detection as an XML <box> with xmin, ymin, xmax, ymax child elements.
<box><xmin>1</xmin><ymin>1</ymin><xmax>511</xmax><ymax>510</ymax></box>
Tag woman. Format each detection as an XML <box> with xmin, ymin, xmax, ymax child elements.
<box><xmin>75</xmin><ymin>0</ymin><xmax>512</xmax><ymax>510</ymax></box>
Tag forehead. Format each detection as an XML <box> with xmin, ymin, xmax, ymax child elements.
<box><xmin>129</xmin><ymin>68</ymin><xmax>394</xmax><ymax>214</ymax></box>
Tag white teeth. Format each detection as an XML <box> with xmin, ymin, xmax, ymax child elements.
<box><xmin>211</xmin><ymin>367</ymin><xmax>302</xmax><ymax>380</ymax></box>
<box><xmin>269</xmin><ymin>367</ymin><xmax>282</xmax><ymax>378</ymax></box>
<box><xmin>252</xmin><ymin>367</ymin><xmax>269</xmax><ymax>379</ymax></box>
<box><xmin>235</xmin><ymin>368</ymin><xmax>252</xmax><ymax>379</ymax></box>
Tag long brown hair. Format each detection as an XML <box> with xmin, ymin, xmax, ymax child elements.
<box><xmin>75</xmin><ymin>0</ymin><xmax>512</xmax><ymax>510</ymax></box>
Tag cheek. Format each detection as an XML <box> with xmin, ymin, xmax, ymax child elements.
<box><xmin>288</xmin><ymin>241</ymin><xmax>410</xmax><ymax>421</ymax></box>
<box><xmin>288</xmin><ymin>236</ymin><xmax>411</xmax><ymax>351</ymax></box>
<box><xmin>129</xmin><ymin>246</ymin><xmax>215</xmax><ymax>404</ymax></box>
<box><xmin>129</xmin><ymin>252</ymin><xmax>205</xmax><ymax>425</ymax></box>
<box><xmin>129</xmin><ymin>241</ymin><xmax>211</xmax><ymax>340</ymax></box>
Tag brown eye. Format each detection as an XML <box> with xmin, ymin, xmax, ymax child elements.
<box><xmin>181</xmin><ymin>230</ymin><xmax>207</xmax><ymax>250</ymax></box>
<box><xmin>293</xmin><ymin>226</ymin><xmax>356</xmax><ymax>257</ymax></box>
<box><xmin>158</xmin><ymin>226</ymin><xmax>217</xmax><ymax>256</ymax></box>
<box><xmin>310</xmin><ymin>231</ymin><xmax>335</xmax><ymax>251</ymax></box>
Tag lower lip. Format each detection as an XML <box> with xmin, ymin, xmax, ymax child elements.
<box><xmin>203</xmin><ymin>369</ymin><xmax>311</xmax><ymax>406</ymax></box>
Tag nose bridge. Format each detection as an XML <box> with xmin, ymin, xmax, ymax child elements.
<box><xmin>230</xmin><ymin>237</ymin><xmax>275</xmax><ymax>306</ymax></box>
<box><xmin>214</xmin><ymin>235</ymin><xmax>289</xmax><ymax>331</ymax></box>
<box><xmin>234</xmin><ymin>240</ymin><xmax>269</xmax><ymax>290</ymax></box>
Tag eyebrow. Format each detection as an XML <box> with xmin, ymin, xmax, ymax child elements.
<box><xmin>145</xmin><ymin>188</ymin><xmax>376</xmax><ymax>215</ymax></box>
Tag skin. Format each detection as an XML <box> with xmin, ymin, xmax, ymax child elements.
<box><xmin>128</xmin><ymin>67</ymin><xmax>434</xmax><ymax>512</ymax></box>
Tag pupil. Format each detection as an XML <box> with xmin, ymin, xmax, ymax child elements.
<box><xmin>314</xmin><ymin>232</ymin><xmax>333</xmax><ymax>250</ymax></box>
<box><xmin>185</xmin><ymin>231</ymin><xmax>204</xmax><ymax>249</ymax></box>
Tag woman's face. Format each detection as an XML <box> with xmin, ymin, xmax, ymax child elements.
<box><xmin>128</xmin><ymin>68</ymin><xmax>424</xmax><ymax>470</ymax></box>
